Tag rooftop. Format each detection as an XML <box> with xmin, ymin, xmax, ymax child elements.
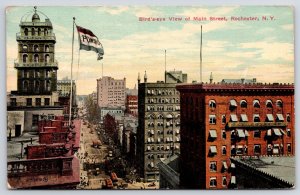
<box><xmin>231</xmin><ymin>156</ymin><xmax>295</xmax><ymax>186</ymax></box>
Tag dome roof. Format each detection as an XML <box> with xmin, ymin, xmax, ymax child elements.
<box><xmin>32</xmin><ymin>13</ymin><xmax>40</xmax><ymax>22</ymax></box>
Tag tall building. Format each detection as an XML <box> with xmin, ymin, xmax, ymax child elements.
<box><xmin>96</xmin><ymin>76</ymin><xmax>126</xmax><ymax>108</ymax></box>
<box><xmin>136</xmin><ymin>71</ymin><xmax>187</xmax><ymax>182</ymax></box>
<box><xmin>57</xmin><ymin>77</ymin><xmax>76</xmax><ymax>105</ymax></box>
<box><xmin>7</xmin><ymin>7</ymin><xmax>63</xmax><ymax>136</ymax></box>
<box><xmin>176</xmin><ymin>82</ymin><xmax>294</xmax><ymax>189</ymax></box>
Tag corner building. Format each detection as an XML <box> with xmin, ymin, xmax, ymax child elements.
<box><xmin>176</xmin><ymin>83</ymin><xmax>294</xmax><ymax>189</ymax></box>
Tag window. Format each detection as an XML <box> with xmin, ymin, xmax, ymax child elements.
<box><xmin>34</xmin><ymin>54</ymin><xmax>39</xmax><ymax>63</ymax></box>
<box><xmin>231</xmin><ymin>145</ymin><xmax>236</xmax><ymax>155</ymax></box>
<box><xmin>286</xmin><ymin>114</ymin><xmax>291</xmax><ymax>122</ymax></box>
<box><xmin>276</xmin><ymin>100</ymin><xmax>283</xmax><ymax>108</ymax></box>
<box><xmin>209</xmin><ymin>177</ymin><xmax>217</xmax><ymax>187</ymax></box>
<box><xmin>253</xmin><ymin>100</ymin><xmax>260</xmax><ymax>108</ymax></box>
<box><xmin>240</xmin><ymin>100</ymin><xmax>247</xmax><ymax>108</ymax></box>
<box><xmin>26</xmin><ymin>98</ymin><xmax>32</xmax><ymax>106</ymax></box>
<box><xmin>222</xmin><ymin>115</ymin><xmax>226</xmax><ymax>124</ymax></box>
<box><xmin>209</xmin><ymin>146</ymin><xmax>217</xmax><ymax>155</ymax></box>
<box><xmin>236</xmin><ymin>145</ymin><xmax>244</xmax><ymax>155</ymax></box>
<box><xmin>32</xmin><ymin>28</ymin><xmax>35</xmax><ymax>35</ymax></box>
<box><xmin>45</xmin><ymin>45</ymin><xmax>50</xmax><ymax>52</ymax></box>
<box><xmin>34</xmin><ymin>45</ymin><xmax>39</xmax><ymax>52</ymax></box>
<box><xmin>10</xmin><ymin>98</ymin><xmax>17</xmax><ymax>106</ymax></box>
<box><xmin>266</xmin><ymin>100</ymin><xmax>273</xmax><ymax>108</ymax></box>
<box><xmin>44</xmin><ymin>98</ymin><xmax>50</xmax><ymax>106</ymax></box>
<box><xmin>38</xmin><ymin>28</ymin><xmax>41</xmax><ymax>36</ymax></box>
<box><xmin>32</xmin><ymin>114</ymin><xmax>39</xmax><ymax>126</ymax></box>
<box><xmin>222</xmin><ymin>130</ymin><xmax>226</xmax><ymax>139</ymax></box>
<box><xmin>253</xmin><ymin>130</ymin><xmax>261</xmax><ymax>138</ymax></box>
<box><xmin>253</xmin><ymin>114</ymin><xmax>260</xmax><ymax>122</ymax></box>
<box><xmin>209</xmin><ymin>115</ymin><xmax>216</xmax><ymax>124</ymax></box>
<box><xmin>23</xmin><ymin>80</ymin><xmax>29</xmax><ymax>92</ymax></box>
<box><xmin>230</xmin><ymin>130</ymin><xmax>235</xmax><ymax>140</ymax></box>
<box><xmin>22</xmin><ymin>45</ymin><xmax>28</xmax><ymax>51</ymax></box>
<box><xmin>23</xmin><ymin>54</ymin><xmax>28</xmax><ymax>63</ymax></box>
<box><xmin>24</xmin><ymin>28</ymin><xmax>28</xmax><ymax>36</ymax></box>
<box><xmin>35</xmin><ymin>98</ymin><xmax>41</xmax><ymax>106</ymax></box>
<box><xmin>209</xmin><ymin>161</ymin><xmax>217</xmax><ymax>172</ymax></box>
<box><xmin>222</xmin><ymin>176</ymin><xmax>227</xmax><ymax>187</ymax></box>
<box><xmin>287</xmin><ymin>143</ymin><xmax>291</xmax><ymax>153</ymax></box>
<box><xmin>287</xmin><ymin>129</ymin><xmax>291</xmax><ymax>136</ymax></box>
<box><xmin>209</xmin><ymin>100</ymin><xmax>216</xmax><ymax>108</ymax></box>
<box><xmin>254</xmin><ymin>144</ymin><xmax>261</xmax><ymax>154</ymax></box>
<box><xmin>45</xmin><ymin>54</ymin><xmax>50</xmax><ymax>63</ymax></box>
<box><xmin>222</xmin><ymin>146</ymin><xmax>227</xmax><ymax>155</ymax></box>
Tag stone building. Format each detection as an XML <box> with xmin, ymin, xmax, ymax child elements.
<box><xmin>7</xmin><ymin>7</ymin><xmax>63</xmax><ymax>136</ymax></box>
<box><xmin>136</xmin><ymin>71</ymin><xmax>187</xmax><ymax>182</ymax></box>
<box><xmin>176</xmin><ymin>82</ymin><xmax>294</xmax><ymax>189</ymax></box>
<box><xmin>96</xmin><ymin>76</ymin><xmax>126</xmax><ymax>108</ymax></box>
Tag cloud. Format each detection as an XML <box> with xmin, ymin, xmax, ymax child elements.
<box><xmin>240</xmin><ymin>41</ymin><xmax>294</xmax><ymax>61</ymax></box>
<box><xmin>98</xmin><ymin>6</ymin><xmax>129</xmax><ymax>15</ymax></box>
<box><xmin>281</xmin><ymin>24</ymin><xmax>293</xmax><ymax>31</ymax></box>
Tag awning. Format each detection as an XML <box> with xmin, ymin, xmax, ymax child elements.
<box><xmin>166</xmin><ymin>122</ymin><xmax>170</xmax><ymax>127</ymax></box>
<box><xmin>253</xmin><ymin>100</ymin><xmax>260</xmax><ymax>106</ymax></box>
<box><xmin>230</xmin><ymin>176</ymin><xmax>236</xmax><ymax>184</ymax></box>
<box><xmin>230</xmin><ymin>163</ymin><xmax>236</xmax><ymax>168</ymax></box>
<box><xmin>240</xmin><ymin>114</ymin><xmax>248</xmax><ymax>122</ymax></box>
<box><xmin>244</xmin><ymin>130</ymin><xmax>249</xmax><ymax>137</ymax></box>
<box><xmin>175</xmin><ymin>145</ymin><xmax>179</xmax><ymax>149</ymax></box>
<box><xmin>209</xmin><ymin>130</ymin><xmax>217</xmax><ymax>138</ymax></box>
<box><xmin>165</xmin><ymin>114</ymin><xmax>173</xmax><ymax>119</ymax></box>
<box><xmin>230</xmin><ymin>114</ymin><xmax>238</xmax><ymax>122</ymax></box>
<box><xmin>170</xmin><ymin>137</ymin><xmax>173</xmax><ymax>142</ymax></box>
<box><xmin>147</xmin><ymin>146</ymin><xmax>151</xmax><ymax>151</ymax></box>
<box><xmin>237</xmin><ymin>129</ymin><xmax>245</xmax><ymax>138</ymax></box>
<box><xmin>147</xmin><ymin>138</ymin><xmax>151</xmax><ymax>143</ymax></box>
<box><xmin>273</xmin><ymin>128</ymin><xmax>282</xmax><ymax>136</ymax></box>
<box><xmin>267</xmin><ymin>129</ymin><xmax>272</xmax><ymax>136</ymax></box>
<box><xmin>175</xmin><ymin>106</ymin><xmax>180</xmax><ymax>110</ymax></box>
<box><xmin>166</xmin><ymin>137</ymin><xmax>170</xmax><ymax>142</ymax></box>
<box><xmin>223</xmin><ymin>161</ymin><xmax>228</xmax><ymax>169</ymax></box>
<box><xmin>158</xmin><ymin>90</ymin><xmax>161</xmax><ymax>94</ymax></box>
<box><xmin>166</xmin><ymin>146</ymin><xmax>170</xmax><ymax>150</ymax></box>
<box><xmin>150</xmin><ymin>162</ymin><xmax>154</xmax><ymax>167</ymax></box>
<box><xmin>266</xmin><ymin>114</ymin><xmax>274</xmax><ymax>121</ymax></box>
<box><xmin>176</xmin><ymin>129</ymin><xmax>180</xmax><ymax>134</ymax></box>
<box><xmin>151</xmin><ymin>138</ymin><xmax>155</xmax><ymax>142</ymax></box>
<box><xmin>147</xmin><ymin>106</ymin><xmax>150</xmax><ymax>111</ymax></box>
<box><xmin>151</xmin><ymin>90</ymin><xmax>154</xmax><ymax>94</ymax></box>
<box><xmin>276</xmin><ymin>114</ymin><xmax>284</xmax><ymax>121</ymax></box>
<box><xmin>209</xmin><ymin>146</ymin><xmax>217</xmax><ymax>154</ymax></box>
<box><xmin>147</xmin><ymin>90</ymin><xmax>151</xmax><ymax>94</ymax></box>
<box><xmin>157</xmin><ymin>138</ymin><xmax>161</xmax><ymax>143</ymax></box>
<box><xmin>230</xmin><ymin>100</ymin><xmax>237</xmax><ymax>107</ymax></box>
<box><xmin>176</xmin><ymin>137</ymin><xmax>180</xmax><ymax>142</ymax></box>
<box><xmin>237</xmin><ymin>145</ymin><xmax>243</xmax><ymax>149</ymax></box>
<box><xmin>273</xmin><ymin>148</ymin><xmax>279</xmax><ymax>154</ymax></box>
<box><xmin>150</xmin><ymin>130</ymin><xmax>154</xmax><ymax>135</ymax></box>
<box><xmin>280</xmin><ymin>129</ymin><xmax>286</xmax><ymax>135</ymax></box>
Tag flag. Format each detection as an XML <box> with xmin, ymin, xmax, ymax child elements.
<box><xmin>76</xmin><ymin>25</ymin><xmax>104</xmax><ymax>60</ymax></box>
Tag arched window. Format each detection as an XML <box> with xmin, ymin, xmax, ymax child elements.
<box><xmin>266</xmin><ymin>100</ymin><xmax>273</xmax><ymax>108</ymax></box>
<box><xmin>45</xmin><ymin>45</ymin><xmax>50</xmax><ymax>52</ymax></box>
<box><xmin>32</xmin><ymin>28</ymin><xmax>35</xmax><ymax>35</ymax></box>
<box><xmin>276</xmin><ymin>100</ymin><xmax>283</xmax><ymax>108</ymax></box>
<box><xmin>240</xmin><ymin>100</ymin><xmax>247</xmax><ymax>108</ymax></box>
<box><xmin>38</xmin><ymin>28</ymin><xmax>41</xmax><ymax>36</ymax></box>
<box><xmin>253</xmin><ymin>114</ymin><xmax>260</xmax><ymax>122</ymax></box>
<box><xmin>44</xmin><ymin>28</ymin><xmax>48</xmax><ymax>35</ymax></box>
<box><xmin>24</xmin><ymin>28</ymin><xmax>28</xmax><ymax>36</ymax></box>
<box><xmin>23</xmin><ymin>80</ymin><xmax>29</xmax><ymax>92</ymax></box>
<box><xmin>22</xmin><ymin>45</ymin><xmax>28</xmax><ymax>51</ymax></box>
<box><xmin>209</xmin><ymin>100</ymin><xmax>216</xmax><ymax>108</ymax></box>
<box><xmin>45</xmin><ymin>54</ymin><xmax>50</xmax><ymax>63</ymax></box>
<box><xmin>34</xmin><ymin>45</ymin><xmax>39</xmax><ymax>52</ymax></box>
<box><xmin>34</xmin><ymin>54</ymin><xmax>39</xmax><ymax>63</ymax></box>
<box><xmin>22</xmin><ymin>54</ymin><xmax>28</xmax><ymax>63</ymax></box>
<box><xmin>253</xmin><ymin>100</ymin><xmax>260</xmax><ymax>108</ymax></box>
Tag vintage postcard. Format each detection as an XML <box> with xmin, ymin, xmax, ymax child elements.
<box><xmin>6</xmin><ymin>6</ymin><xmax>294</xmax><ymax>189</ymax></box>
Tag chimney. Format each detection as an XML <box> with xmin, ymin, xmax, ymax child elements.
<box><xmin>241</xmin><ymin>78</ymin><xmax>245</xmax><ymax>84</ymax></box>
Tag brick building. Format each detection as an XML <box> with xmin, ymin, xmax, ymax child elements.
<box><xmin>176</xmin><ymin>82</ymin><xmax>294</xmax><ymax>189</ymax></box>
<box><xmin>96</xmin><ymin>76</ymin><xmax>126</xmax><ymax>108</ymax></box>
<box><xmin>126</xmin><ymin>95</ymin><xmax>138</xmax><ymax>116</ymax></box>
<box><xmin>136</xmin><ymin>71</ymin><xmax>187</xmax><ymax>182</ymax></box>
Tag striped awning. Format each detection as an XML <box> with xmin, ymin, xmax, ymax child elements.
<box><xmin>230</xmin><ymin>114</ymin><xmax>238</xmax><ymax>122</ymax></box>
<box><xmin>230</xmin><ymin>100</ymin><xmax>237</xmax><ymax>107</ymax></box>
<box><xmin>209</xmin><ymin>130</ymin><xmax>217</xmax><ymax>138</ymax></box>
<box><xmin>240</xmin><ymin>114</ymin><xmax>248</xmax><ymax>122</ymax></box>
<box><xmin>276</xmin><ymin>114</ymin><xmax>284</xmax><ymax>121</ymax></box>
<box><xmin>273</xmin><ymin>128</ymin><xmax>282</xmax><ymax>136</ymax></box>
<box><xmin>237</xmin><ymin>129</ymin><xmax>245</xmax><ymax>138</ymax></box>
<box><xmin>266</xmin><ymin>114</ymin><xmax>274</xmax><ymax>121</ymax></box>
<box><xmin>210</xmin><ymin>146</ymin><xmax>217</xmax><ymax>154</ymax></box>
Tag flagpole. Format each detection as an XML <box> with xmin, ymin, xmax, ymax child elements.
<box><xmin>77</xmin><ymin>49</ymin><xmax>80</xmax><ymax>80</ymax></box>
<box><xmin>200</xmin><ymin>25</ymin><xmax>203</xmax><ymax>83</ymax></box>
<box><xmin>69</xmin><ymin>17</ymin><xmax>75</xmax><ymax>126</ymax></box>
<box><xmin>164</xmin><ymin>49</ymin><xmax>166</xmax><ymax>83</ymax></box>
<box><xmin>102</xmin><ymin>62</ymin><xmax>103</xmax><ymax>77</ymax></box>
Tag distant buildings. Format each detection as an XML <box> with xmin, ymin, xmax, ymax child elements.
<box><xmin>96</xmin><ymin>76</ymin><xmax>126</xmax><ymax>108</ymax></box>
<box><xmin>57</xmin><ymin>77</ymin><xmax>77</xmax><ymax>106</ymax></box>
<box><xmin>7</xmin><ymin>7</ymin><xmax>63</xmax><ymax>136</ymax></box>
<box><xmin>176</xmin><ymin>82</ymin><xmax>294</xmax><ymax>189</ymax></box>
<box><xmin>136</xmin><ymin>70</ymin><xmax>187</xmax><ymax>182</ymax></box>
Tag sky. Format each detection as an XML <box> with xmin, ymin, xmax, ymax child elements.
<box><xmin>6</xmin><ymin>6</ymin><xmax>294</xmax><ymax>95</ymax></box>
